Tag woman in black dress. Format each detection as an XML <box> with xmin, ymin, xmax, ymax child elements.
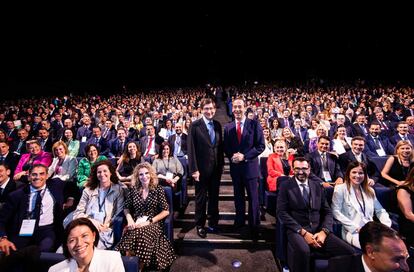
<box><xmin>116</xmin><ymin>141</ymin><xmax>142</xmax><ymax>188</ymax></box>
<box><xmin>397</xmin><ymin>167</ymin><xmax>414</xmax><ymax>247</ymax></box>
<box><xmin>115</xmin><ymin>162</ymin><xmax>176</xmax><ymax>271</ymax></box>
<box><xmin>381</xmin><ymin>140</ymin><xmax>414</xmax><ymax>187</ymax></box>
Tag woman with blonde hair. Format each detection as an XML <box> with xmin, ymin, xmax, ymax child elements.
<box><xmin>48</xmin><ymin>141</ymin><xmax>77</xmax><ymax>182</ymax></box>
<box><xmin>115</xmin><ymin>162</ymin><xmax>176</xmax><ymax>271</ymax></box>
<box><xmin>381</xmin><ymin>140</ymin><xmax>414</xmax><ymax>187</ymax></box>
<box><xmin>266</xmin><ymin>139</ymin><xmax>294</xmax><ymax>192</ymax></box>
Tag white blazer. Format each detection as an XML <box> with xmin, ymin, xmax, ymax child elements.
<box><xmin>48</xmin><ymin>155</ymin><xmax>78</xmax><ymax>181</ymax></box>
<box><xmin>48</xmin><ymin>249</ymin><xmax>125</xmax><ymax>272</ymax></box>
<box><xmin>332</xmin><ymin>137</ymin><xmax>352</xmax><ymax>155</ymax></box>
<box><xmin>332</xmin><ymin>184</ymin><xmax>391</xmax><ymax>235</ymax></box>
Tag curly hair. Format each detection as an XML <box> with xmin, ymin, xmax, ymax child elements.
<box><xmin>86</xmin><ymin>160</ymin><xmax>119</xmax><ymax>190</ymax></box>
<box><xmin>132</xmin><ymin>162</ymin><xmax>158</xmax><ymax>190</ymax></box>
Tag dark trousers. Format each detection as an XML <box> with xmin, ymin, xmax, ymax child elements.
<box><xmin>11</xmin><ymin>224</ymin><xmax>56</xmax><ymax>253</ymax></box>
<box><xmin>0</xmin><ymin>245</ymin><xmax>41</xmax><ymax>272</ymax></box>
<box><xmin>287</xmin><ymin>232</ymin><xmax>355</xmax><ymax>272</ymax></box>
<box><xmin>194</xmin><ymin>170</ymin><xmax>221</xmax><ymax>227</ymax></box>
<box><xmin>232</xmin><ymin>175</ymin><xmax>260</xmax><ymax>229</ymax></box>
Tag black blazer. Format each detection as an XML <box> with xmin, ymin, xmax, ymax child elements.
<box><xmin>0</xmin><ymin>179</ymin><xmax>68</xmax><ymax>247</ymax></box>
<box><xmin>338</xmin><ymin>151</ymin><xmax>379</xmax><ymax>182</ymax></box>
<box><xmin>364</xmin><ymin>135</ymin><xmax>395</xmax><ymax>157</ymax></box>
<box><xmin>327</xmin><ymin>254</ymin><xmax>364</xmax><ymax>272</ymax></box>
<box><xmin>276</xmin><ymin>176</ymin><xmax>333</xmax><ymax>234</ymax></box>
<box><xmin>187</xmin><ymin>118</ymin><xmax>224</xmax><ymax>176</ymax></box>
<box><xmin>1</xmin><ymin>152</ymin><xmax>19</xmax><ymax>177</ymax></box>
<box><xmin>168</xmin><ymin>133</ymin><xmax>188</xmax><ymax>156</ymax></box>
<box><xmin>0</xmin><ymin>179</ymin><xmax>23</xmax><ymax>204</ymax></box>
<box><xmin>306</xmin><ymin>151</ymin><xmax>343</xmax><ymax>182</ymax></box>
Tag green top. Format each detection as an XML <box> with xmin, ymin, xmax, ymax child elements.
<box><xmin>76</xmin><ymin>155</ymin><xmax>107</xmax><ymax>188</ymax></box>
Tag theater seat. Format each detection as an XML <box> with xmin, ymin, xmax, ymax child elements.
<box><xmin>374</xmin><ymin>186</ymin><xmax>399</xmax><ymax>230</ymax></box>
<box><xmin>38</xmin><ymin>252</ymin><xmax>139</xmax><ymax>272</ymax></box>
<box><xmin>163</xmin><ymin>186</ymin><xmax>174</xmax><ymax>242</ymax></box>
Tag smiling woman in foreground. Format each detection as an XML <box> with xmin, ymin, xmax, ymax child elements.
<box><xmin>48</xmin><ymin>218</ymin><xmax>125</xmax><ymax>272</ymax></box>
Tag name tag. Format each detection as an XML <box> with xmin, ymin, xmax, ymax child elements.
<box><xmin>81</xmin><ymin>136</ymin><xmax>87</xmax><ymax>143</ymax></box>
<box><xmin>166</xmin><ymin>172</ymin><xmax>174</xmax><ymax>179</ymax></box>
<box><xmin>19</xmin><ymin>219</ymin><xmax>36</xmax><ymax>236</ymax></box>
<box><xmin>323</xmin><ymin>171</ymin><xmax>332</xmax><ymax>182</ymax></box>
<box><xmin>92</xmin><ymin>211</ymin><xmax>105</xmax><ymax>223</ymax></box>
<box><xmin>135</xmin><ymin>216</ymin><xmax>148</xmax><ymax>224</ymax></box>
<box><xmin>376</xmin><ymin>148</ymin><xmax>386</xmax><ymax>157</ymax></box>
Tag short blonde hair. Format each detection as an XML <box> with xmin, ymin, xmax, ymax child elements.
<box><xmin>52</xmin><ymin>140</ymin><xmax>68</xmax><ymax>157</ymax></box>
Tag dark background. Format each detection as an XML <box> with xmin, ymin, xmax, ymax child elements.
<box><xmin>2</xmin><ymin>6</ymin><xmax>413</xmax><ymax>98</ymax></box>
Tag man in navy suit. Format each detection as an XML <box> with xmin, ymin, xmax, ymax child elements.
<box><xmin>305</xmin><ymin>136</ymin><xmax>343</xmax><ymax>188</ymax></box>
<box><xmin>365</xmin><ymin>122</ymin><xmax>395</xmax><ymax>158</ymax></box>
<box><xmin>0</xmin><ymin>164</ymin><xmax>23</xmax><ymax>208</ymax></box>
<box><xmin>0</xmin><ymin>140</ymin><xmax>19</xmax><ymax>177</ymax></box>
<box><xmin>278</xmin><ymin>109</ymin><xmax>293</xmax><ymax>129</ymax></box>
<box><xmin>277</xmin><ymin>157</ymin><xmax>355</xmax><ymax>272</ymax></box>
<box><xmin>351</xmin><ymin>114</ymin><xmax>369</xmax><ymax>138</ymax></box>
<box><xmin>327</xmin><ymin>222</ymin><xmax>410</xmax><ymax>272</ymax></box>
<box><xmin>0</xmin><ymin>164</ymin><xmax>71</xmax><ymax>254</ymax></box>
<box><xmin>107</xmin><ymin>127</ymin><xmax>130</xmax><ymax>159</ymax></box>
<box><xmin>390</xmin><ymin>121</ymin><xmax>414</xmax><ymax>146</ymax></box>
<box><xmin>187</xmin><ymin>98</ymin><xmax>224</xmax><ymax>238</ymax></box>
<box><xmin>224</xmin><ymin>97</ymin><xmax>265</xmax><ymax>237</ymax></box>
<box><xmin>83</xmin><ymin>126</ymin><xmax>109</xmax><ymax>156</ymax></box>
<box><xmin>76</xmin><ymin>116</ymin><xmax>93</xmax><ymax>142</ymax></box>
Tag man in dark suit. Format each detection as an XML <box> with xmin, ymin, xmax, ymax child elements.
<box><xmin>11</xmin><ymin>128</ymin><xmax>29</xmax><ymax>156</ymax></box>
<box><xmin>365</xmin><ymin>122</ymin><xmax>395</xmax><ymax>158</ymax></box>
<box><xmin>277</xmin><ymin>157</ymin><xmax>355</xmax><ymax>272</ymax></box>
<box><xmin>372</xmin><ymin>111</ymin><xmax>393</xmax><ymax>138</ymax></box>
<box><xmin>390</xmin><ymin>121</ymin><xmax>414</xmax><ymax>146</ymax></box>
<box><xmin>388</xmin><ymin>106</ymin><xmax>406</xmax><ymax>128</ymax></box>
<box><xmin>329</xmin><ymin>114</ymin><xmax>353</xmax><ymax>139</ymax></box>
<box><xmin>0</xmin><ymin>164</ymin><xmax>23</xmax><ymax>208</ymax></box>
<box><xmin>187</xmin><ymin>98</ymin><xmax>224</xmax><ymax>238</ymax></box>
<box><xmin>83</xmin><ymin>126</ymin><xmax>109</xmax><ymax>156</ymax></box>
<box><xmin>5</xmin><ymin>121</ymin><xmax>18</xmax><ymax>143</ymax></box>
<box><xmin>101</xmin><ymin>120</ymin><xmax>116</xmax><ymax>142</ymax></box>
<box><xmin>50</xmin><ymin>112</ymin><xmax>64</xmax><ymax>133</ymax></box>
<box><xmin>76</xmin><ymin>116</ymin><xmax>93</xmax><ymax>142</ymax></box>
<box><xmin>327</xmin><ymin>221</ymin><xmax>410</xmax><ymax>272</ymax></box>
<box><xmin>224</xmin><ymin>97</ymin><xmax>265</xmax><ymax>237</ymax></box>
<box><xmin>37</xmin><ymin>128</ymin><xmax>53</xmax><ymax>153</ymax></box>
<box><xmin>140</xmin><ymin>124</ymin><xmax>163</xmax><ymax>163</ymax></box>
<box><xmin>168</xmin><ymin>122</ymin><xmax>187</xmax><ymax>159</ymax></box>
<box><xmin>107</xmin><ymin>127</ymin><xmax>130</xmax><ymax>160</ymax></box>
<box><xmin>0</xmin><ymin>140</ymin><xmax>19</xmax><ymax>178</ymax></box>
<box><xmin>305</xmin><ymin>136</ymin><xmax>343</xmax><ymax>188</ymax></box>
<box><xmin>351</xmin><ymin>114</ymin><xmax>369</xmax><ymax>138</ymax></box>
<box><xmin>338</xmin><ymin>136</ymin><xmax>379</xmax><ymax>184</ymax></box>
<box><xmin>278</xmin><ymin>109</ymin><xmax>294</xmax><ymax>129</ymax></box>
<box><xmin>0</xmin><ymin>164</ymin><xmax>72</xmax><ymax>255</ymax></box>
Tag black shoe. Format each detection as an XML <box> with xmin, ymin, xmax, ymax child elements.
<box><xmin>196</xmin><ymin>226</ymin><xmax>207</xmax><ymax>238</ymax></box>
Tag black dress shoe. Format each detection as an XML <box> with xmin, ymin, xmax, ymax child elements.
<box><xmin>207</xmin><ymin>225</ymin><xmax>221</xmax><ymax>233</ymax></box>
<box><xmin>196</xmin><ymin>226</ymin><xmax>207</xmax><ymax>238</ymax></box>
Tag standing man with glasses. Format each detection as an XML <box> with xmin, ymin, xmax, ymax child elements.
<box><xmin>277</xmin><ymin>157</ymin><xmax>355</xmax><ymax>272</ymax></box>
<box><xmin>188</xmin><ymin>98</ymin><xmax>224</xmax><ymax>238</ymax></box>
<box><xmin>224</xmin><ymin>97</ymin><xmax>265</xmax><ymax>238</ymax></box>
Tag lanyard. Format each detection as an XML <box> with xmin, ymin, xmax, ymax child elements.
<box><xmin>355</xmin><ymin>188</ymin><xmax>366</xmax><ymax>217</ymax></box>
<box><xmin>162</xmin><ymin>158</ymin><xmax>171</xmax><ymax>172</ymax></box>
<box><xmin>98</xmin><ymin>186</ymin><xmax>111</xmax><ymax>212</ymax></box>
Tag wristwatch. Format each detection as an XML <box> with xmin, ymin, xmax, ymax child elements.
<box><xmin>321</xmin><ymin>228</ymin><xmax>330</xmax><ymax>235</ymax></box>
<box><xmin>0</xmin><ymin>236</ymin><xmax>7</xmax><ymax>241</ymax></box>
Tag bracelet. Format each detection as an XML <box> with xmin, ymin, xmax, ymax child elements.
<box><xmin>0</xmin><ymin>236</ymin><xmax>8</xmax><ymax>242</ymax></box>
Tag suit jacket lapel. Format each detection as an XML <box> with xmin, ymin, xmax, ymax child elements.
<box><xmin>200</xmin><ymin>120</ymin><xmax>212</xmax><ymax>147</ymax></box>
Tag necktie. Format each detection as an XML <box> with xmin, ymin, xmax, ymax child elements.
<box><xmin>208</xmin><ymin>121</ymin><xmax>215</xmax><ymax>144</ymax></box>
<box><xmin>236</xmin><ymin>121</ymin><xmax>242</xmax><ymax>143</ymax></box>
<box><xmin>300</xmin><ymin>183</ymin><xmax>310</xmax><ymax>205</ymax></box>
<box><xmin>380</xmin><ymin>121</ymin><xmax>388</xmax><ymax>130</ymax></box>
<box><xmin>402</xmin><ymin>135</ymin><xmax>407</xmax><ymax>141</ymax></box>
<box><xmin>373</xmin><ymin>137</ymin><xmax>381</xmax><ymax>149</ymax></box>
<box><xmin>0</xmin><ymin>156</ymin><xmax>4</xmax><ymax>163</ymax></box>
<box><xmin>0</xmin><ymin>187</ymin><xmax>3</xmax><ymax>196</ymax></box>
<box><xmin>17</xmin><ymin>141</ymin><xmax>23</xmax><ymax>152</ymax></box>
<box><xmin>321</xmin><ymin>152</ymin><xmax>328</xmax><ymax>170</ymax></box>
<box><xmin>119</xmin><ymin>141</ymin><xmax>124</xmax><ymax>155</ymax></box>
<box><xmin>284</xmin><ymin>118</ymin><xmax>289</xmax><ymax>127</ymax></box>
<box><xmin>32</xmin><ymin>190</ymin><xmax>43</xmax><ymax>220</ymax></box>
<box><xmin>296</xmin><ymin>128</ymin><xmax>303</xmax><ymax>143</ymax></box>
<box><xmin>145</xmin><ymin>137</ymin><xmax>153</xmax><ymax>156</ymax></box>
<box><xmin>175</xmin><ymin>135</ymin><xmax>181</xmax><ymax>156</ymax></box>
<box><xmin>95</xmin><ymin>137</ymin><xmax>99</xmax><ymax>145</ymax></box>
<box><xmin>103</xmin><ymin>128</ymin><xmax>108</xmax><ymax>138</ymax></box>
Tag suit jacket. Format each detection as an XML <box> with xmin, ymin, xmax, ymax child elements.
<box><xmin>85</xmin><ymin>137</ymin><xmax>109</xmax><ymax>156</ymax></box>
<box><xmin>11</xmin><ymin>139</ymin><xmax>28</xmax><ymax>155</ymax></box>
<box><xmin>76</xmin><ymin>126</ymin><xmax>93</xmax><ymax>141</ymax></box>
<box><xmin>140</xmin><ymin>135</ymin><xmax>162</xmax><ymax>157</ymax></box>
<box><xmin>108</xmin><ymin>138</ymin><xmax>131</xmax><ymax>158</ymax></box>
<box><xmin>390</xmin><ymin>133</ymin><xmax>414</xmax><ymax>147</ymax></box>
<box><xmin>101</xmin><ymin>127</ymin><xmax>117</xmax><ymax>142</ymax></box>
<box><xmin>0</xmin><ymin>179</ymin><xmax>67</xmax><ymax>246</ymax></box>
<box><xmin>329</xmin><ymin>124</ymin><xmax>352</xmax><ymax>139</ymax></box>
<box><xmin>351</xmin><ymin>124</ymin><xmax>369</xmax><ymax>137</ymax></box>
<box><xmin>331</xmin><ymin>183</ymin><xmax>391</xmax><ymax>236</ymax></box>
<box><xmin>306</xmin><ymin>151</ymin><xmax>343</xmax><ymax>182</ymax></box>
<box><xmin>224</xmin><ymin>118</ymin><xmax>265</xmax><ymax>179</ymax></box>
<box><xmin>278</xmin><ymin>117</ymin><xmax>294</xmax><ymax>129</ymax></box>
<box><xmin>276</xmin><ymin>176</ymin><xmax>333</xmax><ymax>234</ymax></box>
<box><xmin>187</xmin><ymin>118</ymin><xmax>224</xmax><ymax>176</ymax></box>
<box><xmin>338</xmin><ymin>151</ymin><xmax>379</xmax><ymax>181</ymax></box>
<box><xmin>0</xmin><ymin>179</ymin><xmax>24</xmax><ymax>204</ymax></box>
<box><xmin>1</xmin><ymin>152</ymin><xmax>19</xmax><ymax>177</ymax></box>
<box><xmin>39</xmin><ymin>137</ymin><xmax>53</xmax><ymax>153</ymax></box>
<box><xmin>364</xmin><ymin>135</ymin><xmax>395</xmax><ymax>157</ymax></box>
<box><xmin>49</xmin><ymin>249</ymin><xmax>125</xmax><ymax>272</ymax></box>
<box><xmin>48</xmin><ymin>155</ymin><xmax>78</xmax><ymax>181</ymax></box>
<box><xmin>168</xmin><ymin>133</ymin><xmax>188</xmax><ymax>156</ymax></box>
<box><xmin>293</xmin><ymin>127</ymin><xmax>309</xmax><ymax>144</ymax></box>
<box><xmin>327</xmin><ymin>254</ymin><xmax>364</xmax><ymax>272</ymax></box>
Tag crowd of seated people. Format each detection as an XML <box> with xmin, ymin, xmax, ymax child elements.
<box><xmin>0</xmin><ymin>81</ymin><xmax>413</xmax><ymax>271</ymax></box>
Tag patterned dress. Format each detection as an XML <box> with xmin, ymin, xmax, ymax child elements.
<box><xmin>115</xmin><ymin>185</ymin><xmax>176</xmax><ymax>269</ymax></box>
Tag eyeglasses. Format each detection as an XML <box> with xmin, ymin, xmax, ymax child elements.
<box><xmin>294</xmin><ymin>167</ymin><xmax>309</xmax><ymax>172</ymax></box>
